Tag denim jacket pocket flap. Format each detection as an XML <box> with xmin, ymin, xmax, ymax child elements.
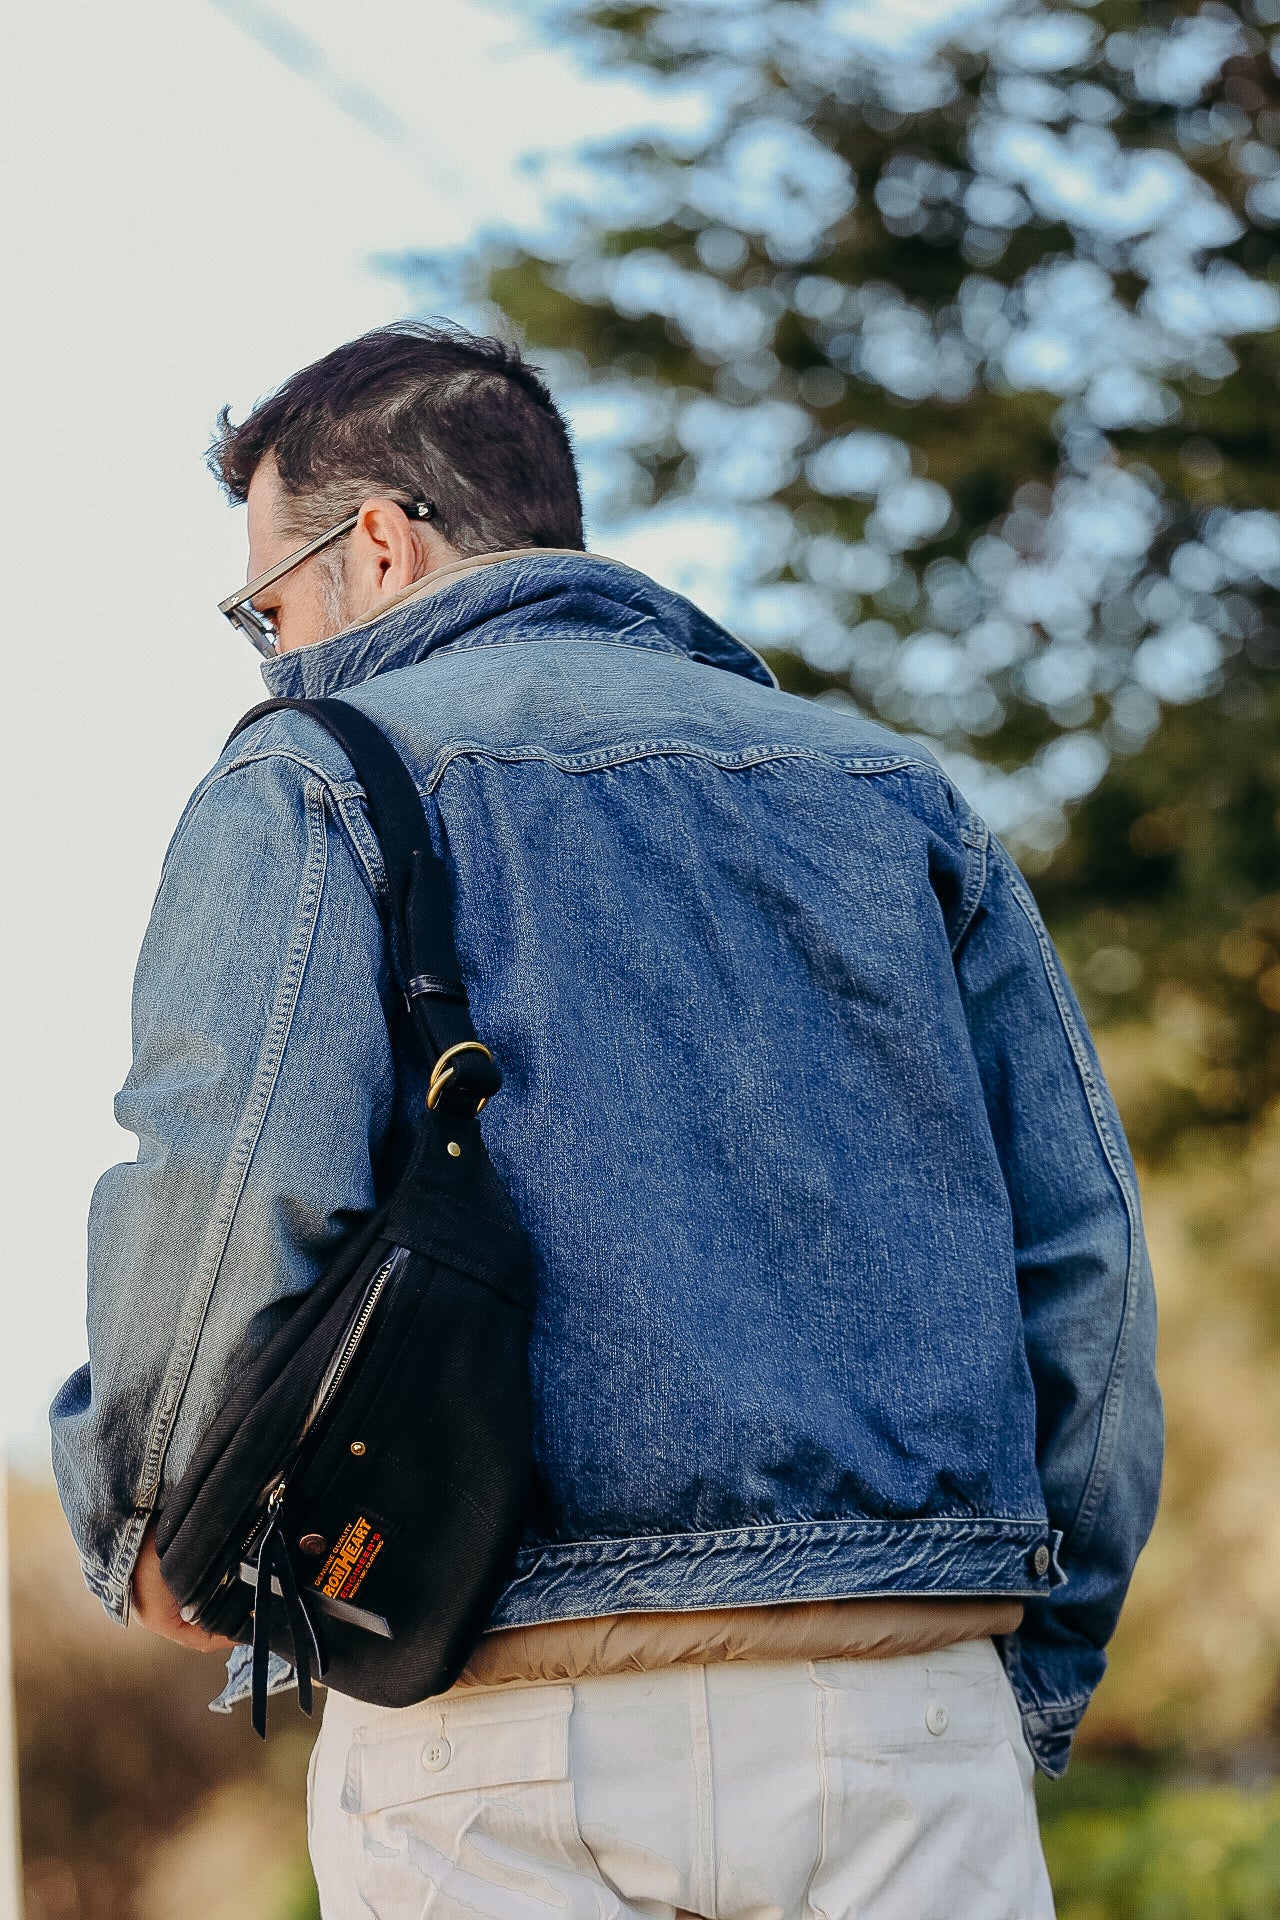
<box><xmin>343</xmin><ymin>1688</ymin><xmax>573</xmax><ymax>1814</ymax></box>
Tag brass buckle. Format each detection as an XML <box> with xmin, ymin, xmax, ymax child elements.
<box><xmin>426</xmin><ymin>1041</ymin><xmax>494</xmax><ymax>1112</ymax></box>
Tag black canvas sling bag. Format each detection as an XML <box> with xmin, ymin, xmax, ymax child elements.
<box><xmin>154</xmin><ymin>696</ymin><xmax>536</xmax><ymax>1736</ymax></box>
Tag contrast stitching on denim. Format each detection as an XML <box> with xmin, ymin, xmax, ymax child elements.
<box><xmin>222</xmin><ymin>745</ymin><xmax>365</xmax><ymax>809</ymax></box>
<box><xmin>113</xmin><ymin>776</ymin><xmax>330</xmax><ymax>1591</ymax></box>
<box><xmin>1003</xmin><ymin>853</ymin><xmax>1142</xmax><ymax>1554</ymax></box>
<box><xmin>170</xmin><ymin>731</ymin><xmax>352</xmax><ymax>825</ymax></box>
<box><xmin>331</xmin><ymin>791</ymin><xmax>390</xmax><ymax>904</ymax></box>
<box><xmin>108</xmin><ymin>1514</ymin><xmax>148</xmax><ymax>1624</ymax></box>
<box><xmin>224</xmin><ymin>734</ymin><xmax>969</xmax><ymax>837</ymax></box>
<box><xmin>420</xmin><ymin>739</ymin><xmax>922</xmax><ymax>790</ymax></box>
<box><xmin>951</xmin><ymin>811</ymin><xmax>991</xmax><ymax>955</ymax></box>
<box><xmin>1021</xmin><ymin>1695</ymin><xmax>1092</xmax><ymax>1727</ymax></box>
<box><xmin>226</xmin><ymin>736</ymin><xmax>974</xmax><ymax>888</ymax></box>
<box><xmin>1005</xmin><ymin>1663</ymin><xmax>1089</xmax><ymax>1775</ymax></box>
<box><xmin>233</xmin><ymin>743</ymin><xmax>989</xmax><ymax>980</ymax></box>
<box><xmin>224</xmin><ymin>745</ymin><xmax>390</xmax><ymax>903</ymax></box>
<box><xmin>434</xmin><ymin>630</ymin><xmax>688</xmax><ymax>661</ymax></box>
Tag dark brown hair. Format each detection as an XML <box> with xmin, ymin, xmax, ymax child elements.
<box><xmin>208</xmin><ymin>321</ymin><xmax>584</xmax><ymax>555</ymax></box>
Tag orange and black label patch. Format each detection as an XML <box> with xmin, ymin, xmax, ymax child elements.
<box><xmin>314</xmin><ymin>1514</ymin><xmax>385</xmax><ymax>1602</ymax></box>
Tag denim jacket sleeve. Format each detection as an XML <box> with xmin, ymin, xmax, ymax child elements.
<box><xmin>50</xmin><ymin>738</ymin><xmax>397</xmax><ymax>1623</ymax></box>
<box><xmin>956</xmin><ymin>836</ymin><xmax>1163</xmax><ymax>1777</ymax></box>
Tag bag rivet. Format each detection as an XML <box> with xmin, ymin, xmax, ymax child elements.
<box><xmin>447</xmin><ymin>1140</ymin><xmax>462</xmax><ymax>1157</ymax></box>
<box><xmin>298</xmin><ymin>1533</ymin><xmax>327</xmax><ymax>1556</ymax></box>
<box><xmin>350</xmin><ymin>1440</ymin><xmax>367</xmax><ymax>1457</ymax></box>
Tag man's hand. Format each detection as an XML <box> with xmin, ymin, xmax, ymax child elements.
<box><xmin>130</xmin><ymin>1524</ymin><xmax>235</xmax><ymax>1652</ymax></box>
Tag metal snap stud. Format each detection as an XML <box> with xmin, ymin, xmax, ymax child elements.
<box><xmin>447</xmin><ymin>1141</ymin><xmax>462</xmax><ymax>1157</ymax></box>
<box><xmin>349</xmin><ymin>1440</ymin><xmax>367</xmax><ymax>1457</ymax></box>
<box><xmin>298</xmin><ymin>1533</ymin><xmax>327</xmax><ymax>1557</ymax></box>
<box><xmin>1032</xmin><ymin>1544</ymin><xmax>1051</xmax><ymax>1578</ymax></box>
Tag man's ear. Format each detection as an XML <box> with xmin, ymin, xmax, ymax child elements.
<box><xmin>353</xmin><ymin>498</ymin><xmax>459</xmax><ymax>593</ymax></box>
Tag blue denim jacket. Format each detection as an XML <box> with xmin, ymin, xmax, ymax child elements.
<box><xmin>52</xmin><ymin>552</ymin><xmax>1160</xmax><ymax>1775</ymax></box>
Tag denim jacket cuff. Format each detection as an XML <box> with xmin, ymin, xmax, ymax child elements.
<box><xmin>82</xmin><ymin>1553</ymin><xmax>129</xmax><ymax>1626</ymax></box>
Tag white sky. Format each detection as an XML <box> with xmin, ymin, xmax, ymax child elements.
<box><xmin>0</xmin><ymin>0</ymin><xmax>682</xmax><ymax>1450</ymax></box>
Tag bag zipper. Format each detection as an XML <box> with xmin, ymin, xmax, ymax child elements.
<box><xmin>224</xmin><ymin>1246</ymin><xmax>409</xmax><ymax>1582</ymax></box>
<box><xmin>299</xmin><ymin>1245</ymin><xmax>408</xmax><ymax>1443</ymax></box>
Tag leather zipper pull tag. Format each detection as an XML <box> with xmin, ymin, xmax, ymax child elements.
<box><xmin>272</xmin><ymin>1529</ymin><xmax>321</xmax><ymax>1717</ymax></box>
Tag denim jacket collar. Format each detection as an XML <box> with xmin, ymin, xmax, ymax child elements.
<box><xmin>260</xmin><ymin>550</ymin><xmax>776</xmax><ymax>701</ymax></box>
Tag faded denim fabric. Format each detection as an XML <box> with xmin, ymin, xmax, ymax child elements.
<box><xmin>51</xmin><ymin>553</ymin><xmax>1161</xmax><ymax>1775</ymax></box>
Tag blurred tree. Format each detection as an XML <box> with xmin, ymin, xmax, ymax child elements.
<box><xmin>399</xmin><ymin>0</ymin><xmax>1280</xmax><ymax>1155</ymax></box>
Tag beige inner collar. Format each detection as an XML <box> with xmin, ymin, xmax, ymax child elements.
<box><xmin>347</xmin><ymin>545</ymin><xmax>594</xmax><ymax>637</ymax></box>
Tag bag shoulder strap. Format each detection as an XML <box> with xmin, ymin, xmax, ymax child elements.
<box><xmin>228</xmin><ymin>696</ymin><xmax>500</xmax><ymax>1106</ymax></box>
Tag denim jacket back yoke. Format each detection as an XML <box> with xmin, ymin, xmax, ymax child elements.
<box><xmin>51</xmin><ymin>552</ymin><xmax>1162</xmax><ymax>1777</ymax></box>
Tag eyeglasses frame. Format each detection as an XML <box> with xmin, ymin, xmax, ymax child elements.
<box><xmin>218</xmin><ymin>496</ymin><xmax>435</xmax><ymax>657</ymax></box>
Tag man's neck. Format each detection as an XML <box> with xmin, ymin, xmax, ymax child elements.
<box><xmin>340</xmin><ymin>545</ymin><xmax>590</xmax><ymax>642</ymax></box>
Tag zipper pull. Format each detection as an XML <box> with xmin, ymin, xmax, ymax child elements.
<box><xmin>250</xmin><ymin>1508</ymin><xmax>279</xmax><ymax>1739</ymax></box>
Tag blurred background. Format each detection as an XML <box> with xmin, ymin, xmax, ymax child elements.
<box><xmin>7</xmin><ymin>0</ymin><xmax>1280</xmax><ymax>1912</ymax></box>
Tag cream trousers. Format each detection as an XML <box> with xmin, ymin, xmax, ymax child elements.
<box><xmin>308</xmin><ymin>1640</ymin><xmax>1056</xmax><ymax>1920</ymax></box>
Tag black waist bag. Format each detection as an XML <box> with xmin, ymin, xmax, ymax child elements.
<box><xmin>154</xmin><ymin>697</ymin><xmax>536</xmax><ymax>1735</ymax></box>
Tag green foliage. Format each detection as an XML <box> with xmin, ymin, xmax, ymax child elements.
<box><xmin>1039</xmin><ymin>1764</ymin><xmax>1280</xmax><ymax>1918</ymax></box>
<box><xmin>1037</xmin><ymin>679</ymin><xmax>1280</xmax><ymax>1156</ymax></box>
<box><xmin>277</xmin><ymin>1867</ymin><xmax>321</xmax><ymax>1920</ymax></box>
<box><xmin>405</xmin><ymin>0</ymin><xmax>1280</xmax><ymax>1152</ymax></box>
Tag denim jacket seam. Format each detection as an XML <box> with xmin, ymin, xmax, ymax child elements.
<box><xmin>233</xmin><ymin>725</ymin><xmax>941</xmax><ymax>813</ymax></box>
<box><xmin>952</xmin><ymin>813</ymin><xmax>991</xmax><ymax>955</ymax></box>
<box><xmin>435</xmin><ymin>630</ymin><xmax>688</xmax><ymax>661</ymax></box>
<box><xmin>225</xmin><ymin>743</ymin><xmax>392</xmax><ymax>903</ymax></box>
<box><xmin>106</xmin><ymin>1515</ymin><xmax>148</xmax><ymax>1624</ymax></box>
<box><xmin>331</xmin><ymin>791</ymin><xmax>391</xmax><ymax>901</ymax></box>
<box><xmin>1020</xmin><ymin>1695</ymin><xmax>1092</xmax><ymax>1727</ymax></box>
<box><xmin>163</xmin><ymin>746</ymin><xmax>361</xmax><ymax>869</ymax></box>
<box><xmin>419</xmin><ymin>739</ymin><xmax>919</xmax><ymax>793</ymax></box>
<box><xmin>223</xmin><ymin>743</ymin><xmax>365</xmax><ymax>810</ymax></box>
<box><xmin>122</xmin><ymin>777</ymin><xmax>331</xmax><ymax>1537</ymax></box>
<box><xmin>432</xmin><ymin>623</ymin><xmax>780</xmax><ymax>689</ymax></box>
<box><xmin>1005</xmin><ymin>859</ymin><xmax>1141</xmax><ymax>1553</ymax></box>
<box><xmin>79</xmin><ymin>1554</ymin><xmax>114</xmax><ymax>1608</ymax></box>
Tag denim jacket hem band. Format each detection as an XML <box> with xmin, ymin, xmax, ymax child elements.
<box><xmin>488</xmin><ymin>1517</ymin><xmax>1064</xmax><ymax>1631</ymax></box>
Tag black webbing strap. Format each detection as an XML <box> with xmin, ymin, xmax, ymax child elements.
<box><xmin>227</xmin><ymin>697</ymin><xmax>500</xmax><ymax>1105</ymax></box>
